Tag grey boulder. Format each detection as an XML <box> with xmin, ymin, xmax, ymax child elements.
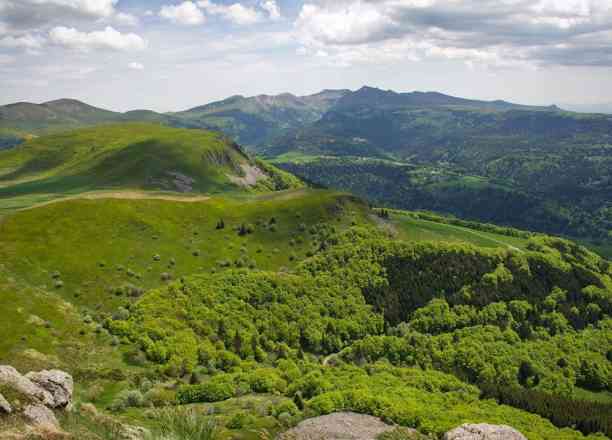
<box><xmin>0</xmin><ymin>392</ymin><xmax>12</xmax><ymax>413</ymax></box>
<box><xmin>0</xmin><ymin>365</ymin><xmax>54</xmax><ymax>407</ymax></box>
<box><xmin>25</xmin><ymin>369</ymin><xmax>73</xmax><ymax>409</ymax></box>
<box><xmin>23</xmin><ymin>404</ymin><xmax>59</xmax><ymax>428</ymax></box>
<box><xmin>444</xmin><ymin>424</ymin><xmax>527</xmax><ymax>440</ymax></box>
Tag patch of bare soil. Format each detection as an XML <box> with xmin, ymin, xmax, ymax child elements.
<box><xmin>22</xmin><ymin>191</ymin><xmax>211</xmax><ymax>210</ymax></box>
<box><xmin>228</xmin><ymin>163</ymin><xmax>268</xmax><ymax>187</ymax></box>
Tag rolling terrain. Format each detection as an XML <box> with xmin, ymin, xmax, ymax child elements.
<box><xmin>6</xmin><ymin>88</ymin><xmax>605</xmax><ymax>255</ymax></box>
<box><xmin>0</xmin><ymin>122</ymin><xmax>301</xmax><ymax>212</ymax></box>
<box><xmin>0</xmin><ymin>98</ymin><xmax>610</xmax><ymax>440</ymax></box>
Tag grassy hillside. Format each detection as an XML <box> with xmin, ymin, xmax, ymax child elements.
<box><xmin>0</xmin><ymin>189</ymin><xmax>366</xmax><ymax>313</ymax></box>
<box><xmin>0</xmin><ymin>123</ymin><xmax>301</xmax><ymax>208</ymax></box>
<box><xmin>0</xmin><ymin>99</ymin><xmax>120</xmax><ymax>135</ymax></box>
<box><xmin>389</xmin><ymin>210</ymin><xmax>530</xmax><ymax>251</ymax></box>
<box><xmin>0</xmin><ymin>99</ymin><xmax>192</xmax><ymax>137</ymax></box>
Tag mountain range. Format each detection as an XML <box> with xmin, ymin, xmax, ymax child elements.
<box><xmin>0</xmin><ymin>86</ymin><xmax>564</xmax><ymax>148</ymax></box>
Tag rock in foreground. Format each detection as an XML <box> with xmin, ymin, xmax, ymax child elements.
<box><xmin>25</xmin><ymin>370</ymin><xmax>73</xmax><ymax>409</ymax></box>
<box><xmin>444</xmin><ymin>424</ymin><xmax>527</xmax><ymax>440</ymax></box>
<box><xmin>23</xmin><ymin>404</ymin><xmax>59</xmax><ymax>428</ymax></box>
<box><xmin>279</xmin><ymin>412</ymin><xmax>405</xmax><ymax>440</ymax></box>
<box><xmin>0</xmin><ymin>365</ymin><xmax>54</xmax><ymax>407</ymax></box>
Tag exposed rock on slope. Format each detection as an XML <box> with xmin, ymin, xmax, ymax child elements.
<box><xmin>0</xmin><ymin>393</ymin><xmax>12</xmax><ymax>413</ymax></box>
<box><xmin>444</xmin><ymin>424</ymin><xmax>527</xmax><ymax>440</ymax></box>
<box><xmin>23</xmin><ymin>404</ymin><xmax>59</xmax><ymax>428</ymax></box>
<box><xmin>0</xmin><ymin>366</ymin><xmax>54</xmax><ymax>407</ymax></box>
<box><xmin>279</xmin><ymin>412</ymin><xmax>403</xmax><ymax>439</ymax></box>
<box><xmin>0</xmin><ymin>365</ymin><xmax>73</xmax><ymax>428</ymax></box>
<box><xmin>25</xmin><ymin>370</ymin><xmax>73</xmax><ymax>409</ymax></box>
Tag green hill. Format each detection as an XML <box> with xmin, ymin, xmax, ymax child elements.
<box><xmin>0</xmin><ymin>99</ymin><xmax>120</xmax><ymax>134</ymax></box>
<box><xmin>0</xmin><ymin>123</ymin><xmax>301</xmax><ymax>210</ymax></box>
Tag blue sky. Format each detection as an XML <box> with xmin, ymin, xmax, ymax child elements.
<box><xmin>1</xmin><ymin>0</ymin><xmax>612</xmax><ymax>112</ymax></box>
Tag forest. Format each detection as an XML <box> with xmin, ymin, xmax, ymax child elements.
<box><xmin>102</xmin><ymin>225</ymin><xmax>612</xmax><ymax>439</ymax></box>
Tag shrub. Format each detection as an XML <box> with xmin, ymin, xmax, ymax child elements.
<box><xmin>110</xmin><ymin>389</ymin><xmax>145</xmax><ymax>411</ymax></box>
<box><xmin>269</xmin><ymin>400</ymin><xmax>299</xmax><ymax>417</ymax></box>
<box><xmin>247</xmin><ymin>369</ymin><xmax>286</xmax><ymax>393</ymax></box>
<box><xmin>226</xmin><ymin>412</ymin><xmax>256</xmax><ymax>429</ymax></box>
<box><xmin>144</xmin><ymin>387</ymin><xmax>176</xmax><ymax>407</ymax></box>
<box><xmin>177</xmin><ymin>378</ymin><xmax>235</xmax><ymax>404</ymax></box>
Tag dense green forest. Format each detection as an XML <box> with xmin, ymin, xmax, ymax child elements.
<box><xmin>277</xmin><ymin>157</ymin><xmax>612</xmax><ymax>257</ymax></box>
<box><xmin>99</xmin><ymin>224</ymin><xmax>612</xmax><ymax>439</ymax></box>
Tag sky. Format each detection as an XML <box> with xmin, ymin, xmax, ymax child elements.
<box><xmin>1</xmin><ymin>0</ymin><xmax>612</xmax><ymax>112</ymax></box>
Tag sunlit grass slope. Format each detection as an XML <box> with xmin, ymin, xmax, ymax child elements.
<box><xmin>0</xmin><ymin>123</ymin><xmax>298</xmax><ymax>203</ymax></box>
<box><xmin>390</xmin><ymin>210</ymin><xmax>530</xmax><ymax>251</ymax></box>
<box><xmin>0</xmin><ymin>189</ymin><xmax>369</xmax><ymax>315</ymax></box>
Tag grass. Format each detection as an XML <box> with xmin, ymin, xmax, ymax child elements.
<box><xmin>0</xmin><ymin>264</ymin><xmax>126</xmax><ymax>376</ymax></box>
<box><xmin>0</xmin><ymin>189</ymin><xmax>370</xmax><ymax>364</ymax></box>
<box><xmin>122</xmin><ymin>394</ymin><xmax>293</xmax><ymax>440</ymax></box>
<box><xmin>390</xmin><ymin>211</ymin><xmax>529</xmax><ymax>251</ymax></box>
<box><xmin>0</xmin><ymin>189</ymin><xmax>366</xmax><ymax>312</ymax></box>
<box><xmin>0</xmin><ymin>123</ymin><xmax>296</xmax><ymax>204</ymax></box>
<box><xmin>146</xmin><ymin>407</ymin><xmax>220</xmax><ymax>440</ymax></box>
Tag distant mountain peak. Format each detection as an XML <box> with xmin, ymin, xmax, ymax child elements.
<box><xmin>43</xmin><ymin>98</ymin><xmax>88</xmax><ymax>106</ymax></box>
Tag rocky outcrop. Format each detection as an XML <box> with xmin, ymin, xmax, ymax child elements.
<box><xmin>0</xmin><ymin>364</ymin><xmax>73</xmax><ymax>436</ymax></box>
<box><xmin>0</xmin><ymin>366</ymin><xmax>54</xmax><ymax>407</ymax></box>
<box><xmin>23</xmin><ymin>404</ymin><xmax>59</xmax><ymax>428</ymax></box>
<box><xmin>279</xmin><ymin>412</ymin><xmax>402</xmax><ymax>440</ymax></box>
<box><xmin>444</xmin><ymin>424</ymin><xmax>527</xmax><ymax>440</ymax></box>
<box><xmin>0</xmin><ymin>392</ymin><xmax>12</xmax><ymax>413</ymax></box>
<box><xmin>25</xmin><ymin>370</ymin><xmax>73</xmax><ymax>409</ymax></box>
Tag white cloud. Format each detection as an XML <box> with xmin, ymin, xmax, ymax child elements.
<box><xmin>49</xmin><ymin>26</ymin><xmax>147</xmax><ymax>51</ymax></box>
<box><xmin>128</xmin><ymin>61</ymin><xmax>144</xmax><ymax>70</ymax></box>
<box><xmin>114</xmin><ymin>12</ymin><xmax>139</xmax><ymax>27</ymax></box>
<box><xmin>261</xmin><ymin>0</ymin><xmax>281</xmax><ymax>20</ymax></box>
<box><xmin>27</xmin><ymin>0</ymin><xmax>118</xmax><ymax>18</ymax></box>
<box><xmin>198</xmin><ymin>1</ymin><xmax>262</xmax><ymax>25</ymax></box>
<box><xmin>294</xmin><ymin>0</ymin><xmax>612</xmax><ymax>67</ymax></box>
<box><xmin>159</xmin><ymin>1</ymin><xmax>205</xmax><ymax>26</ymax></box>
<box><xmin>296</xmin><ymin>3</ymin><xmax>392</xmax><ymax>45</ymax></box>
<box><xmin>0</xmin><ymin>33</ymin><xmax>45</xmax><ymax>49</ymax></box>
